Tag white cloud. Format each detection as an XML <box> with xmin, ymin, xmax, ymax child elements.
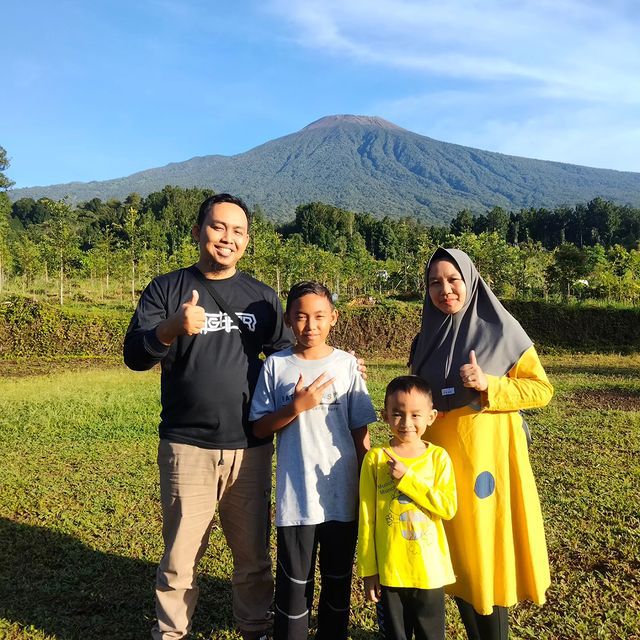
<box><xmin>271</xmin><ymin>0</ymin><xmax>640</xmax><ymax>100</ymax></box>
<box><xmin>479</xmin><ymin>110</ymin><xmax>640</xmax><ymax>172</ymax></box>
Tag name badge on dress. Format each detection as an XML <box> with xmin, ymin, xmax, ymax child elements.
<box><xmin>441</xmin><ymin>387</ymin><xmax>455</xmax><ymax>396</ymax></box>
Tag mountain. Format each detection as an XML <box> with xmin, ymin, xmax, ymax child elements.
<box><xmin>9</xmin><ymin>115</ymin><xmax>640</xmax><ymax>224</ymax></box>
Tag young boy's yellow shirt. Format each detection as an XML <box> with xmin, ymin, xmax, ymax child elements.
<box><xmin>357</xmin><ymin>444</ymin><xmax>457</xmax><ymax>589</ymax></box>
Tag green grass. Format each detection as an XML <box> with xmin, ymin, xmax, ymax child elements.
<box><xmin>1</xmin><ymin>355</ymin><xmax>639</xmax><ymax>639</ymax></box>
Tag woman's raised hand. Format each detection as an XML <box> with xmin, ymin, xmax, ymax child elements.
<box><xmin>459</xmin><ymin>350</ymin><xmax>488</xmax><ymax>392</ymax></box>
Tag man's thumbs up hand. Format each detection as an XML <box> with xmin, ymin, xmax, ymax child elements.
<box><xmin>180</xmin><ymin>289</ymin><xmax>206</xmax><ymax>336</ymax></box>
<box><xmin>186</xmin><ymin>289</ymin><xmax>200</xmax><ymax>307</ymax></box>
<box><xmin>155</xmin><ymin>289</ymin><xmax>206</xmax><ymax>346</ymax></box>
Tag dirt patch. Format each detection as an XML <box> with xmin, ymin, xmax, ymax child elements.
<box><xmin>0</xmin><ymin>357</ymin><xmax>124</xmax><ymax>378</ymax></box>
<box><xmin>567</xmin><ymin>389</ymin><xmax>640</xmax><ymax>412</ymax></box>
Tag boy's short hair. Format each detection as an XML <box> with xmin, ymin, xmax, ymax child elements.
<box><xmin>384</xmin><ymin>375</ymin><xmax>433</xmax><ymax>406</ymax></box>
<box><xmin>197</xmin><ymin>193</ymin><xmax>252</xmax><ymax>229</ymax></box>
<box><xmin>285</xmin><ymin>281</ymin><xmax>334</xmax><ymax>314</ymax></box>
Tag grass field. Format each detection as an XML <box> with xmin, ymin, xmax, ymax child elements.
<box><xmin>1</xmin><ymin>354</ymin><xmax>638</xmax><ymax>639</ymax></box>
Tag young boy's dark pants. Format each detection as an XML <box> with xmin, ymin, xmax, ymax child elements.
<box><xmin>381</xmin><ymin>586</ymin><xmax>445</xmax><ymax>640</ymax></box>
<box><xmin>274</xmin><ymin>520</ymin><xmax>357</xmax><ymax>640</ymax></box>
<box><xmin>454</xmin><ymin>597</ymin><xmax>509</xmax><ymax>640</ymax></box>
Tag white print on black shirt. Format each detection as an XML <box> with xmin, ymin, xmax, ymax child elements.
<box><xmin>200</xmin><ymin>312</ymin><xmax>257</xmax><ymax>334</ymax></box>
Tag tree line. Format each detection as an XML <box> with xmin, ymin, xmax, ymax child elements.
<box><xmin>1</xmin><ymin>150</ymin><xmax>639</xmax><ymax>306</ymax></box>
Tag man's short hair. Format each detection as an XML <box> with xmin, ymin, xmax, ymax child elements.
<box><xmin>384</xmin><ymin>375</ymin><xmax>433</xmax><ymax>407</ymax></box>
<box><xmin>285</xmin><ymin>281</ymin><xmax>334</xmax><ymax>314</ymax></box>
<box><xmin>197</xmin><ymin>193</ymin><xmax>252</xmax><ymax>229</ymax></box>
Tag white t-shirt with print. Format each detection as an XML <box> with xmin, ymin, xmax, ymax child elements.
<box><xmin>250</xmin><ymin>347</ymin><xmax>377</xmax><ymax>527</ymax></box>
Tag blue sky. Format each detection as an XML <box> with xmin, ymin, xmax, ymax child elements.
<box><xmin>3</xmin><ymin>0</ymin><xmax>640</xmax><ymax>188</ymax></box>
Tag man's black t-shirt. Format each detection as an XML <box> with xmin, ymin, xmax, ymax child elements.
<box><xmin>124</xmin><ymin>267</ymin><xmax>293</xmax><ymax>449</ymax></box>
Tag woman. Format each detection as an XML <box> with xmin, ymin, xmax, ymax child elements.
<box><xmin>410</xmin><ymin>248</ymin><xmax>553</xmax><ymax>640</ymax></box>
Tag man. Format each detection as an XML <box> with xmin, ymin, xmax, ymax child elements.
<box><xmin>124</xmin><ymin>193</ymin><xmax>292</xmax><ymax>640</ymax></box>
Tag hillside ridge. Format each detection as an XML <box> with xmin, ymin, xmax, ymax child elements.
<box><xmin>9</xmin><ymin>114</ymin><xmax>640</xmax><ymax>223</ymax></box>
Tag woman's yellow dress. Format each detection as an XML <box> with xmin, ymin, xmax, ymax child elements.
<box><xmin>426</xmin><ymin>345</ymin><xmax>553</xmax><ymax>615</ymax></box>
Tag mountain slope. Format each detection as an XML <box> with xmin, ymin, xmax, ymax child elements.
<box><xmin>9</xmin><ymin>115</ymin><xmax>640</xmax><ymax>223</ymax></box>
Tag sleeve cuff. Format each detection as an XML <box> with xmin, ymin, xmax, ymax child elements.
<box><xmin>143</xmin><ymin>329</ymin><xmax>171</xmax><ymax>358</ymax></box>
<box><xmin>483</xmin><ymin>374</ymin><xmax>499</xmax><ymax>408</ymax></box>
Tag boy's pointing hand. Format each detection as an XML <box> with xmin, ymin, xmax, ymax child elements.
<box><xmin>292</xmin><ymin>372</ymin><xmax>336</xmax><ymax>413</ymax></box>
<box><xmin>383</xmin><ymin>447</ymin><xmax>408</xmax><ymax>480</ymax></box>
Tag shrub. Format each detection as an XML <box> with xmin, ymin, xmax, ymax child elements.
<box><xmin>1</xmin><ymin>296</ymin><xmax>637</xmax><ymax>361</ymax></box>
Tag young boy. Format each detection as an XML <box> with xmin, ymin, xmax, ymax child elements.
<box><xmin>358</xmin><ymin>376</ymin><xmax>457</xmax><ymax>640</ymax></box>
<box><xmin>250</xmin><ymin>281</ymin><xmax>376</xmax><ymax>640</ymax></box>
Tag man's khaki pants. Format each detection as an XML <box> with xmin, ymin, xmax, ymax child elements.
<box><xmin>152</xmin><ymin>440</ymin><xmax>274</xmax><ymax>639</ymax></box>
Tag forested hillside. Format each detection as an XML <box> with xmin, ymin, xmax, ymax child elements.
<box><xmin>8</xmin><ymin>115</ymin><xmax>640</xmax><ymax>223</ymax></box>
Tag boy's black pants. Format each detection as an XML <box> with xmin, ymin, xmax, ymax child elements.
<box><xmin>454</xmin><ymin>597</ymin><xmax>509</xmax><ymax>640</ymax></box>
<box><xmin>273</xmin><ymin>520</ymin><xmax>357</xmax><ymax>640</ymax></box>
<box><xmin>380</xmin><ymin>586</ymin><xmax>445</xmax><ymax>640</ymax></box>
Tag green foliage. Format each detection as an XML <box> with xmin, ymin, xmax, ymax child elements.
<box><xmin>39</xmin><ymin>199</ymin><xmax>83</xmax><ymax>305</ymax></box>
<box><xmin>0</xmin><ymin>296</ymin><xmax>128</xmax><ymax>358</ymax></box>
<box><xmin>293</xmin><ymin>202</ymin><xmax>355</xmax><ymax>252</ymax></box>
<box><xmin>546</xmin><ymin>243</ymin><xmax>590</xmax><ymax>299</ymax></box>
<box><xmin>459</xmin><ymin>200</ymin><xmax>640</xmax><ymax>250</ymax></box>
<box><xmin>0</xmin><ymin>145</ymin><xmax>14</xmax><ymax>191</ymax></box>
<box><xmin>503</xmin><ymin>300</ymin><xmax>640</xmax><ymax>353</ymax></box>
<box><xmin>11</xmin><ymin>198</ymin><xmax>51</xmax><ymax>226</ymax></box>
<box><xmin>3</xmin><ymin>185</ymin><xmax>640</xmax><ymax>307</ymax></box>
<box><xmin>2</xmin><ymin>297</ymin><xmax>637</xmax><ymax>361</ymax></box>
<box><xmin>0</xmin><ymin>193</ymin><xmax>12</xmax><ymax>290</ymax></box>
<box><xmin>143</xmin><ymin>185</ymin><xmax>214</xmax><ymax>255</ymax></box>
<box><xmin>330</xmin><ymin>300</ymin><xmax>420</xmax><ymax>358</ymax></box>
<box><xmin>332</xmin><ymin>299</ymin><xmax>640</xmax><ymax>357</ymax></box>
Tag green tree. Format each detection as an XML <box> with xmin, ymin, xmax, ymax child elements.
<box><xmin>585</xmin><ymin>198</ymin><xmax>621</xmax><ymax>247</ymax></box>
<box><xmin>0</xmin><ymin>146</ymin><xmax>15</xmax><ymax>190</ymax></box>
<box><xmin>242</xmin><ymin>209</ymin><xmax>284</xmax><ymax>293</ymax></box>
<box><xmin>12</xmin><ymin>233</ymin><xmax>41</xmax><ymax>293</ymax></box>
<box><xmin>119</xmin><ymin>206</ymin><xmax>142</xmax><ymax>306</ymax></box>
<box><xmin>455</xmin><ymin>232</ymin><xmax>518</xmax><ymax>296</ymax></box>
<box><xmin>0</xmin><ymin>148</ymin><xmax>14</xmax><ymax>289</ymax></box>
<box><xmin>616</xmin><ymin>205</ymin><xmax>640</xmax><ymax>250</ymax></box>
<box><xmin>0</xmin><ymin>192</ymin><xmax>12</xmax><ymax>291</ymax></box>
<box><xmin>369</xmin><ymin>217</ymin><xmax>398</xmax><ymax>259</ymax></box>
<box><xmin>144</xmin><ymin>186</ymin><xmax>214</xmax><ymax>255</ymax></box>
<box><xmin>293</xmin><ymin>202</ymin><xmax>355</xmax><ymax>252</ymax></box>
<box><xmin>342</xmin><ymin>234</ymin><xmax>378</xmax><ymax>296</ymax></box>
<box><xmin>41</xmin><ymin>199</ymin><xmax>81</xmax><ymax>304</ymax></box>
<box><xmin>514</xmin><ymin>240</ymin><xmax>552</xmax><ymax>299</ymax></box>
<box><xmin>626</xmin><ymin>250</ymin><xmax>640</xmax><ymax>304</ymax></box>
<box><xmin>165</xmin><ymin>236</ymin><xmax>197</xmax><ymax>278</ymax></box>
<box><xmin>484</xmin><ymin>207</ymin><xmax>510</xmax><ymax>240</ymax></box>
<box><xmin>450</xmin><ymin>209</ymin><xmax>475</xmax><ymax>236</ymax></box>
<box><xmin>12</xmin><ymin>198</ymin><xmax>52</xmax><ymax>227</ymax></box>
<box><xmin>411</xmin><ymin>232</ymin><xmax>439</xmax><ymax>295</ymax></box>
<box><xmin>546</xmin><ymin>243</ymin><xmax>589</xmax><ymax>299</ymax></box>
<box><xmin>87</xmin><ymin>225</ymin><xmax>117</xmax><ymax>299</ymax></box>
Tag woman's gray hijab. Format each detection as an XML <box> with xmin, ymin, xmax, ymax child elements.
<box><xmin>411</xmin><ymin>248</ymin><xmax>532</xmax><ymax>412</ymax></box>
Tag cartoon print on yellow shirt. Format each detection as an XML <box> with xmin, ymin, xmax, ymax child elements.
<box><xmin>385</xmin><ymin>490</ymin><xmax>437</xmax><ymax>552</ymax></box>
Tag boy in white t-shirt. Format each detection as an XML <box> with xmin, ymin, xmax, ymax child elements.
<box><xmin>250</xmin><ymin>281</ymin><xmax>376</xmax><ymax>640</ymax></box>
